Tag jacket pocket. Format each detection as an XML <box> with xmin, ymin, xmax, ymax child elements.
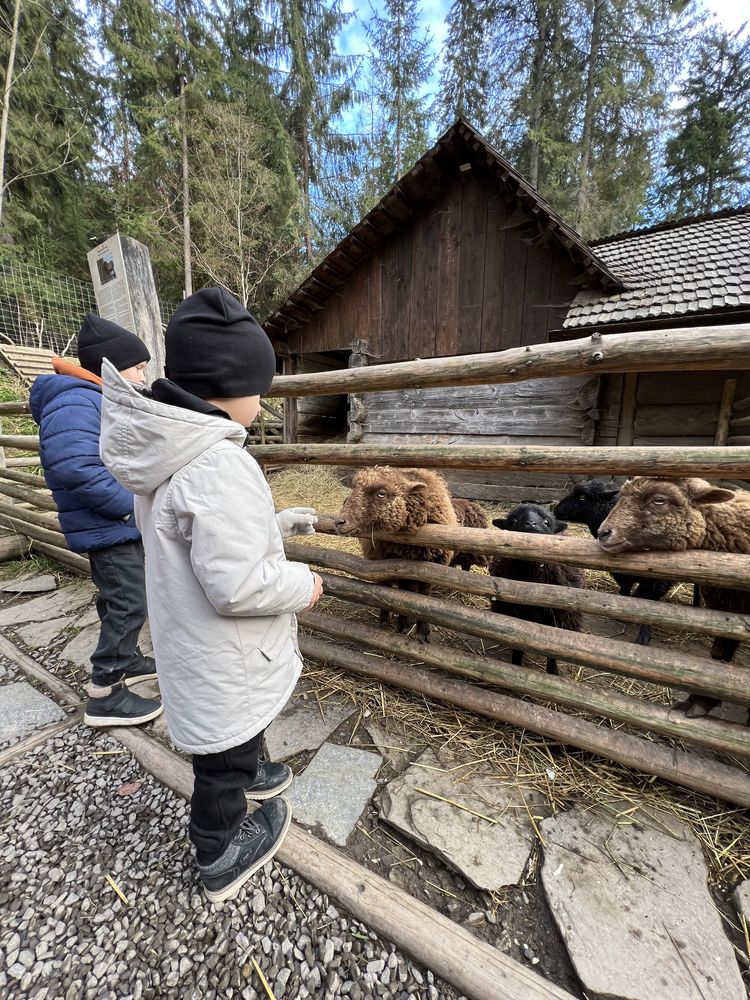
<box><xmin>257</xmin><ymin>613</ymin><xmax>293</xmax><ymax>662</ymax></box>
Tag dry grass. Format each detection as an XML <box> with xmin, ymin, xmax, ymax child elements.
<box><xmin>269</xmin><ymin>464</ymin><xmax>750</xmax><ymax>884</ymax></box>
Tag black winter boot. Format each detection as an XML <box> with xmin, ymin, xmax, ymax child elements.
<box><xmin>244</xmin><ymin>746</ymin><xmax>293</xmax><ymax>800</ymax></box>
<box><xmin>198</xmin><ymin>797</ymin><xmax>292</xmax><ymax>903</ymax></box>
<box><xmin>84</xmin><ymin>683</ymin><xmax>162</xmax><ymax>727</ymax></box>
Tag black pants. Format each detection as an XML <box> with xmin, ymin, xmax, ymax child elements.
<box><xmin>190</xmin><ymin>732</ymin><xmax>265</xmax><ymax>864</ymax></box>
<box><xmin>88</xmin><ymin>540</ymin><xmax>150</xmax><ymax>687</ymax></box>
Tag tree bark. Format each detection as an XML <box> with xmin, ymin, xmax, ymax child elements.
<box><xmin>527</xmin><ymin>0</ymin><xmax>549</xmax><ymax>189</ymax></box>
<box><xmin>574</xmin><ymin>0</ymin><xmax>602</xmax><ymax>232</ymax></box>
<box><xmin>0</xmin><ymin>0</ymin><xmax>22</xmax><ymax>226</ymax></box>
<box><xmin>176</xmin><ymin>0</ymin><xmax>192</xmax><ymax>296</ymax></box>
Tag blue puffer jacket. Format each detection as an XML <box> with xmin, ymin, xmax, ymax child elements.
<box><xmin>29</xmin><ymin>367</ymin><xmax>141</xmax><ymax>553</ymax></box>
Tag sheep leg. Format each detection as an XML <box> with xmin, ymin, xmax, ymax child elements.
<box><xmin>511</xmin><ymin>648</ymin><xmax>524</xmax><ymax>668</ymax></box>
<box><xmin>631</xmin><ymin>579</ymin><xmax>672</xmax><ymax>646</ymax></box>
<box><xmin>545</xmin><ymin>657</ymin><xmax>560</xmax><ymax>675</ymax></box>
<box><xmin>692</xmin><ymin>586</ymin><xmax>703</xmax><ymax>608</ymax></box>
<box><xmin>679</xmin><ymin>637</ymin><xmax>738</xmax><ymax>718</ymax></box>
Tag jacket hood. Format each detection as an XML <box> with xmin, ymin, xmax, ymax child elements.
<box><xmin>29</xmin><ymin>369</ymin><xmax>101</xmax><ymax>423</ymax></box>
<box><xmin>100</xmin><ymin>359</ymin><xmax>248</xmax><ymax>495</ymax></box>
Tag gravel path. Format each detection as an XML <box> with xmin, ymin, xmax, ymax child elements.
<box><xmin>0</xmin><ymin>726</ymin><xmax>463</xmax><ymax>1000</ymax></box>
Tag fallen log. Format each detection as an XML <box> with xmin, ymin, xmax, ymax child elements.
<box><xmin>299</xmin><ymin>635</ymin><xmax>750</xmax><ymax>808</ymax></box>
<box><xmin>30</xmin><ymin>540</ymin><xmax>89</xmax><ymax>574</ymax></box>
<box><xmin>316</xmin><ymin>573</ymin><xmax>750</xmax><ymax>705</ymax></box>
<box><xmin>286</xmin><ymin>542</ymin><xmax>750</xmax><ymax>642</ymax></box>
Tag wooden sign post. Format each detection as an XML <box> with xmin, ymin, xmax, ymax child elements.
<box><xmin>87</xmin><ymin>234</ymin><xmax>166</xmax><ymax>382</ymax></box>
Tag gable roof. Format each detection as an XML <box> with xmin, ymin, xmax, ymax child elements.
<box><xmin>564</xmin><ymin>205</ymin><xmax>750</xmax><ymax>329</ymax></box>
<box><xmin>265</xmin><ymin>118</ymin><xmax>624</xmax><ymax>339</ymax></box>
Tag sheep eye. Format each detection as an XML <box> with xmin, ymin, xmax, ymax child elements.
<box><xmin>544</xmin><ymin>519</ymin><xmax>550</xmax><ymax>526</ymax></box>
<box><xmin>652</xmin><ymin>496</ymin><xmax>666</xmax><ymax>505</ymax></box>
<box><xmin>376</xmin><ymin>490</ymin><xmax>388</xmax><ymax>499</ymax></box>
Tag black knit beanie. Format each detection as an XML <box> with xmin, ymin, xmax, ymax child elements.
<box><xmin>77</xmin><ymin>315</ymin><xmax>150</xmax><ymax>377</ymax></box>
<box><xmin>165</xmin><ymin>288</ymin><xmax>276</xmax><ymax>398</ymax></box>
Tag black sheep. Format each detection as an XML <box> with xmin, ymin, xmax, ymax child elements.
<box><xmin>489</xmin><ymin>503</ymin><xmax>585</xmax><ymax>676</ymax></box>
<box><xmin>554</xmin><ymin>479</ymin><xmax>685</xmax><ymax>645</ymax></box>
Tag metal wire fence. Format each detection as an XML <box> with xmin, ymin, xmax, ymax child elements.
<box><xmin>0</xmin><ymin>260</ymin><xmax>178</xmax><ymax>355</ymax></box>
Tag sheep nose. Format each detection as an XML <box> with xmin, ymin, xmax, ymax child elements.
<box><xmin>598</xmin><ymin>526</ymin><xmax>612</xmax><ymax>541</ymax></box>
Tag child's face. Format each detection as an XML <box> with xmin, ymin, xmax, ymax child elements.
<box><xmin>209</xmin><ymin>395</ymin><xmax>261</xmax><ymax>427</ymax></box>
<box><xmin>119</xmin><ymin>362</ymin><xmax>148</xmax><ymax>384</ymax></box>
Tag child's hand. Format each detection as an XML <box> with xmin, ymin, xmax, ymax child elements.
<box><xmin>277</xmin><ymin>507</ymin><xmax>318</xmax><ymax>538</ymax></box>
<box><xmin>304</xmin><ymin>572</ymin><xmax>324</xmax><ymax>610</ymax></box>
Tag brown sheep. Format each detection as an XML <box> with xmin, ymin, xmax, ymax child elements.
<box><xmin>598</xmin><ymin>476</ymin><xmax>750</xmax><ymax>718</ymax></box>
<box><xmin>450</xmin><ymin>498</ymin><xmax>490</xmax><ymax>571</ymax></box>
<box><xmin>489</xmin><ymin>503</ymin><xmax>585</xmax><ymax>675</ymax></box>
<box><xmin>334</xmin><ymin>466</ymin><xmax>458</xmax><ymax>641</ymax></box>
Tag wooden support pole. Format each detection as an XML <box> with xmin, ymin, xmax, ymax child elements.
<box><xmin>300</xmin><ymin>611</ymin><xmax>750</xmax><ymax>758</ymax></box>
<box><xmin>268</xmin><ymin>325</ymin><xmax>750</xmax><ymax>398</ymax></box>
<box><xmin>310</xmin><ymin>516</ymin><xmax>750</xmax><ymax>590</ymax></box>
<box><xmin>315</xmin><ymin>573</ymin><xmax>750</xmax><ymax>705</ymax></box>
<box><xmin>248</xmin><ymin>442</ymin><xmax>750</xmax><ymax>478</ymax></box>
<box><xmin>616</xmin><ymin>373</ymin><xmax>638</xmax><ymax>446</ymax></box>
<box><xmin>282</xmin><ymin>355</ymin><xmax>298</xmax><ymax>444</ymax></box>
<box><xmin>715</xmin><ymin>378</ymin><xmax>738</xmax><ymax>446</ymax></box>
<box><xmin>286</xmin><ymin>542</ymin><xmax>750</xmax><ymax>642</ymax></box>
<box><xmin>298</xmin><ymin>635</ymin><xmax>750</xmax><ymax>808</ymax></box>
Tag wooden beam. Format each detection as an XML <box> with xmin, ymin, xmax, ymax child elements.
<box><xmin>0</xmin><ymin>468</ymin><xmax>50</xmax><ymax>489</ymax></box>
<box><xmin>0</xmin><ymin>400</ymin><xmax>30</xmax><ymax>415</ymax></box>
<box><xmin>0</xmin><ymin>711</ymin><xmax>82</xmax><ymax>768</ymax></box>
<box><xmin>315</xmin><ymin>573</ymin><xmax>750</xmax><ymax>704</ymax></box>
<box><xmin>286</xmin><ymin>542</ymin><xmax>750</xmax><ymax>642</ymax></box>
<box><xmin>283</xmin><ymin>355</ymin><xmax>298</xmax><ymax>444</ymax></box>
<box><xmin>299</xmin><ymin>635</ymin><xmax>750</xmax><ymax>807</ymax></box>
<box><xmin>0</xmin><ymin>480</ymin><xmax>56</xmax><ymax>510</ymax></box>
<box><xmin>308</xmin><ymin>516</ymin><xmax>750</xmax><ymax>589</ymax></box>
<box><xmin>0</xmin><ymin>434</ymin><xmax>39</xmax><ymax>450</ymax></box>
<box><xmin>31</xmin><ymin>540</ymin><xmax>89</xmax><ymax>574</ymax></box>
<box><xmin>268</xmin><ymin>325</ymin><xmax>750</xmax><ymax>397</ymax></box>
<box><xmin>0</xmin><ymin>634</ymin><xmax>80</xmax><ymax>707</ymax></box>
<box><xmin>715</xmin><ymin>378</ymin><xmax>738</xmax><ymax>446</ymax></box>
<box><xmin>616</xmin><ymin>373</ymin><xmax>638</xmax><ymax>446</ymax></box>
<box><xmin>249</xmin><ymin>442</ymin><xmax>750</xmax><ymax>477</ymax></box>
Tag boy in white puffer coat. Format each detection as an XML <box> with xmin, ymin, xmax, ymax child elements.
<box><xmin>100</xmin><ymin>288</ymin><xmax>323</xmax><ymax>902</ymax></box>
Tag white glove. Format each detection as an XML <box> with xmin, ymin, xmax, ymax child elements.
<box><xmin>276</xmin><ymin>507</ymin><xmax>318</xmax><ymax>539</ymax></box>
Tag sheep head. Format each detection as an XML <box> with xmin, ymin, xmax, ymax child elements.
<box><xmin>597</xmin><ymin>477</ymin><xmax>735</xmax><ymax>554</ymax></box>
<box><xmin>493</xmin><ymin>503</ymin><xmax>568</xmax><ymax>535</ymax></box>
<box><xmin>334</xmin><ymin>467</ymin><xmax>441</xmax><ymax>536</ymax></box>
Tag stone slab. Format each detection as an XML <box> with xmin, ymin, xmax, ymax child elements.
<box><xmin>74</xmin><ymin>604</ymin><xmax>101</xmax><ymax>628</ymax></box>
<box><xmin>379</xmin><ymin>749</ymin><xmax>548</xmax><ymax>891</ymax></box>
<box><xmin>0</xmin><ymin>681</ymin><xmax>66</xmax><ymax>743</ymax></box>
<box><xmin>265</xmin><ymin>695</ymin><xmax>353</xmax><ymax>762</ymax></box>
<box><xmin>59</xmin><ymin>626</ymin><xmax>100</xmax><ymax>671</ymax></box>
<box><xmin>0</xmin><ymin>584</ymin><xmax>95</xmax><ymax>626</ymax></box>
<box><xmin>733</xmin><ymin>880</ymin><xmax>750</xmax><ymax>927</ymax></box>
<box><xmin>1</xmin><ymin>574</ymin><xmax>57</xmax><ymax>594</ymax></box>
<box><xmin>287</xmin><ymin>741</ymin><xmax>380</xmax><ymax>846</ymax></box>
<box><xmin>365</xmin><ymin>720</ymin><xmax>419</xmax><ymax>774</ymax></box>
<box><xmin>540</xmin><ymin>801</ymin><xmax>745</xmax><ymax>1000</ymax></box>
<box><xmin>15</xmin><ymin>617</ymin><xmax>72</xmax><ymax>649</ymax></box>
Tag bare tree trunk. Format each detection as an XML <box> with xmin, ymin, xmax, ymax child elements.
<box><xmin>302</xmin><ymin>119</ymin><xmax>313</xmax><ymax>262</ymax></box>
<box><xmin>574</xmin><ymin>0</ymin><xmax>603</xmax><ymax>233</ymax></box>
<box><xmin>120</xmin><ymin>81</ymin><xmax>131</xmax><ymax>183</ymax></box>
<box><xmin>0</xmin><ymin>0</ymin><xmax>22</xmax><ymax>227</ymax></box>
<box><xmin>527</xmin><ymin>0</ymin><xmax>549</xmax><ymax>189</ymax></box>
<box><xmin>176</xmin><ymin>0</ymin><xmax>192</xmax><ymax>296</ymax></box>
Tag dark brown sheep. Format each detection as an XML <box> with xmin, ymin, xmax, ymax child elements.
<box><xmin>450</xmin><ymin>498</ymin><xmax>490</xmax><ymax>571</ymax></box>
<box><xmin>489</xmin><ymin>503</ymin><xmax>586</xmax><ymax>675</ymax></box>
<box><xmin>334</xmin><ymin>466</ymin><xmax>458</xmax><ymax>641</ymax></box>
<box><xmin>598</xmin><ymin>476</ymin><xmax>750</xmax><ymax>717</ymax></box>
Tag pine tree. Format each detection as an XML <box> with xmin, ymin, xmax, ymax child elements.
<box><xmin>660</xmin><ymin>27</ymin><xmax>750</xmax><ymax>217</ymax></box>
<box><xmin>438</xmin><ymin>0</ymin><xmax>493</xmax><ymax>130</ymax></box>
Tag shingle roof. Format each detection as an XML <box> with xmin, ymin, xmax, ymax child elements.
<box><xmin>265</xmin><ymin>118</ymin><xmax>623</xmax><ymax>338</ymax></box>
<box><xmin>564</xmin><ymin>206</ymin><xmax>750</xmax><ymax>329</ymax></box>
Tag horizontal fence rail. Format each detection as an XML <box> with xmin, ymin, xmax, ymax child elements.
<box><xmin>269</xmin><ymin>324</ymin><xmax>750</xmax><ymax>397</ymax></box>
<box><xmin>248</xmin><ymin>443</ymin><xmax>750</xmax><ymax>477</ymax></box>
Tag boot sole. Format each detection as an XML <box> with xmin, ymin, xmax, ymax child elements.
<box><xmin>84</xmin><ymin>704</ymin><xmax>164</xmax><ymax>727</ymax></box>
<box><xmin>204</xmin><ymin>801</ymin><xmax>293</xmax><ymax>904</ymax></box>
<box><xmin>245</xmin><ymin>769</ymin><xmax>293</xmax><ymax>801</ymax></box>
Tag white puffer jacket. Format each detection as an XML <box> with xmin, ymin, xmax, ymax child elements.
<box><xmin>99</xmin><ymin>361</ymin><xmax>314</xmax><ymax>754</ymax></box>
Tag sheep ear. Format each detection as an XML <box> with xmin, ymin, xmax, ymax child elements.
<box><xmin>600</xmin><ymin>488</ymin><xmax>619</xmax><ymax>501</ymax></box>
<box><xmin>554</xmin><ymin>520</ymin><xmax>568</xmax><ymax>533</ymax></box>
<box><xmin>690</xmin><ymin>483</ymin><xmax>736</xmax><ymax>506</ymax></box>
<box><xmin>406</xmin><ymin>479</ymin><xmax>428</xmax><ymax>492</ymax></box>
<box><xmin>492</xmin><ymin>517</ymin><xmax>508</xmax><ymax>529</ymax></box>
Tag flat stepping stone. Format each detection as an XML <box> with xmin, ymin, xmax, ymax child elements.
<box><xmin>74</xmin><ymin>604</ymin><xmax>101</xmax><ymax>628</ymax></box>
<box><xmin>0</xmin><ymin>584</ymin><xmax>94</xmax><ymax>626</ymax></box>
<box><xmin>287</xmin><ymin>741</ymin><xmax>380</xmax><ymax>846</ymax></box>
<box><xmin>734</xmin><ymin>880</ymin><xmax>750</xmax><ymax>927</ymax></box>
<box><xmin>265</xmin><ymin>695</ymin><xmax>352</xmax><ymax>761</ymax></box>
<box><xmin>379</xmin><ymin>749</ymin><xmax>548</xmax><ymax>891</ymax></box>
<box><xmin>0</xmin><ymin>681</ymin><xmax>66</xmax><ymax>743</ymax></box>
<box><xmin>60</xmin><ymin>626</ymin><xmax>99</xmax><ymax>671</ymax></box>
<box><xmin>15</xmin><ymin>617</ymin><xmax>72</xmax><ymax>649</ymax></box>
<box><xmin>2</xmin><ymin>574</ymin><xmax>57</xmax><ymax>594</ymax></box>
<box><xmin>366</xmin><ymin>720</ymin><xmax>419</xmax><ymax>774</ymax></box>
<box><xmin>540</xmin><ymin>801</ymin><xmax>745</xmax><ymax>1000</ymax></box>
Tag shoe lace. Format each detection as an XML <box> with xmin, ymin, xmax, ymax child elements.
<box><xmin>236</xmin><ymin>814</ymin><xmax>261</xmax><ymax>841</ymax></box>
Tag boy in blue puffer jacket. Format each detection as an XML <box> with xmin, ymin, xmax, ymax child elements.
<box><xmin>29</xmin><ymin>315</ymin><xmax>163</xmax><ymax>728</ymax></box>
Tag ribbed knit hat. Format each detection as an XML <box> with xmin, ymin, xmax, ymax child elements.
<box><xmin>77</xmin><ymin>315</ymin><xmax>150</xmax><ymax>377</ymax></box>
<box><xmin>165</xmin><ymin>288</ymin><xmax>276</xmax><ymax>398</ymax></box>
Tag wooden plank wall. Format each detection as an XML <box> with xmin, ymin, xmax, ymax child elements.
<box><xmin>290</xmin><ymin>165</ymin><xmax>582</xmax><ymax>363</ymax></box>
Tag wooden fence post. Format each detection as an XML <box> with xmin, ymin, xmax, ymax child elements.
<box><xmin>347</xmin><ymin>338</ymin><xmax>370</xmax><ymax>443</ymax></box>
<box><xmin>283</xmin><ymin>355</ymin><xmax>298</xmax><ymax>444</ymax></box>
<box><xmin>715</xmin><ymin>377</ymin><xmax>738</xmax><ymax>446</ymax></box>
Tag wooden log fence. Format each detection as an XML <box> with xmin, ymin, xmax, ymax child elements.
<box><xmin>2</xmin><ymin>322</ymin><xmax>750</xmax><ymax>806</ymax></box>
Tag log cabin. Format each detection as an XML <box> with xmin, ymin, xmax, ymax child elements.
<box><xmin>264</xmin><ymin>118</ymin><xmax>750</xmax><ymax>501</ymax></box>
